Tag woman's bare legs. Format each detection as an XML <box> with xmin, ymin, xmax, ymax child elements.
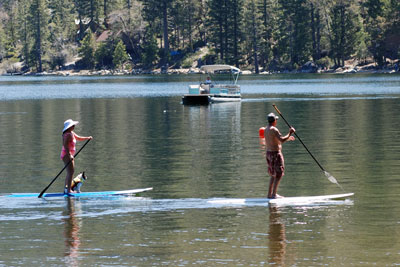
<box><xmin>63</xmin><ymin>156</ymin><xmax>75</xmax><ymax>194</ymax></box>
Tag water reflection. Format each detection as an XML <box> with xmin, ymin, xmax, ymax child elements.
<box><xmin>268</xmin><ymin>206</ymin><xmax>286</xmax><ymax>265</ymax></box>
<box><xmin>63</xmin><ymin>198</ymin><xmax>82</xmax><ymax>267</ymax></box>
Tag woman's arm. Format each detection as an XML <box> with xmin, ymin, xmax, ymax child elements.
<box><xmin>73</xmin><ymin>132</ymin><xmax>93</xmax><ymax>141</ymax></box>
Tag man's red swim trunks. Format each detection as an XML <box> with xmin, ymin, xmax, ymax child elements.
<box><xmin>266</xmin><ymin>151</ymin><xmax>285</xmax><ymax>177</ymax></box>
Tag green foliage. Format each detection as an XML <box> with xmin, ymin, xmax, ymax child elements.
<box><xmin>113</xmin><ymin>40</ymin><xmax>130</xmax><ymax>69</ymax></box>
<box><xmin>330</xmin><ymin>2</ymin><xmax>363</xmax><ymax>67</ymax></box>
<box><xmin>142</xmin><ymin>32</ymin><xmax>159</xmax><ymax>68</ymax></box>
<box><xmin>95</xmin><ymin>41</ymin><xmax>114</xmax><ymax>69</ymax></box>
<box><xmin>207</xmin><ymin>0</ymin><xmax>244</xmax><ymax>67</ymax></box>
<box><xmin>28</xmin><ymin>0</ymin><xmax>49</xmax><ymax>72</ymax></box>
<box><xmin>0</xmin><ymin>0</ymin><xmax>398</xmax><ymax>72</ymax></box>
<box><xmin>78</xmin><ymin>32</ymin><xmax>96</xmax><ymax>69</ymax></box>
<box><xmin>0</xmin><ymin>29</ymin><xmax>5</xmax><ymax>61</ymax></box>
<box><xmin>316</xmin><ymin>56</ymin><xmax>333</xmax><ymax>69</ymax></box>
<box><xmin>276</xmin><ymin>0</ymin><xmax>312</xmax><ymax>67</ymax></box>
<box><xmin>49</xmin><ymin>52</ymin><xmax>67</xmax><ymax>70</ymax></box>
<box><xmin>242</xmin><ymin>0</ymin><xmax>263</xmax><ymax>72</ymax></box>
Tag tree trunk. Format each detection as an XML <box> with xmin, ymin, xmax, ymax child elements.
<box><xmin>35</xmin><ymin>0</ymin><xmax>42</xmax><ymax>72</ymax></box>
<box><xmin>104</xmin><ymin>0</ymin><xmax>109</xmax><ymax>28</ymax></box>
<box><xmin>311</xmin><ymin>3</ymin><xmax>316</xmax><ymax>61</ymax></box>
<box><xmin>340</xmin><ymin>5</ymin><xmax>345</xmax><ymax>66</ymax></box>
<box><xmin>162</xmin><ymin>0</ymin><xmax>169</xmax><ymax>66</ymax></box>
<box><xmin>219</xmin><ymin>21</ymin><xmax>224</xmax><ymax>61</ymax></box>
<box><xmin>90</xmin><ymin>0</ymin><xmax>95</xmax><ymax>22</ymax></box>
<box><xmin>251</xmin><ymin>0</ymin><xmax>259</xmax><ymax>73</ymax></box>
<box><xmin>127</xmin><ymin>0</ymin><xmax>131</xmax><ymax>25</ymax></box>
<box><xmin>223</xmin><ymin>0</ymin><xmax>228</xmax><ymax>62</ymax></box>
<box><xmin>233</xmin><ymin>0</ymin><xmax>239</xmax><ymax>67</ymax></box>
<box><xmin>261</xmin><ymin>0</ymin><xmax>269</xmax><ymax>69</ymax></box>
<box><xmin>188</xmin><ymin>0</ymin><xmax>193</xmax><ymax>51</ymax></box>
<box><xmin>316</xmin><ymin>10</ymin><xmax>321</xmax><ymax>60</ymax></box>
<box><xmin>78</xmin><ymin>8</ymin><xmax>84</xmax><ymax>40</ymax></box>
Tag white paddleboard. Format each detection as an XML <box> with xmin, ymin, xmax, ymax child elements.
<box><xmin>208</xmin><ymin>193</ymin><xmax>354</xmax><ymax>205</ymax></box>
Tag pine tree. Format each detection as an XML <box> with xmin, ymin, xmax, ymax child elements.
<box><xmin>142</xmin><ymin>30</ymin><xmax>159</xmax><ymax>68</ymax></box>
<box><xmin>0</xmin><ymin>22</ymin><xmax>6</xmax><ymax>62</ymax></box>
<box><xmin>28</xmin><ymin>0</ymin><xmax>49</xmax><ymax>72</ymax></box>
<box><xmin>78</xmin><ymin>32</ymin><xmax>96</xmax><ymax>69</ymax></box>
<box><xmin>207</xmin><ymin>0</ymin><xmax>244</xmax><ymax>66</ymax></box>
<box><xmin>243</xmin><ymin>0</ymin><xmax>263</xmax><ymax>72</ymax></box>
<box><xmin>276</xmin><ymin>0</ymin><xmax>311</xmax><ymax>69</ymax></box>
<box><xmin>48</xmin><ymin>0</ymin><xmax>75</xmax><ymax>46</ymax></box>
<box><xmin>113</xmin><ymin>40</ymin><xmax>130</xmax><ymax>69</ymax></box>
<box><xmin>140</xmin><ymin>0</ymin><xmax>174</xmax><ymax>67</ymax></box>
<box><xmin>73</xmin><ymin>0</ymin><xmax>101</xmax><ymax>40</ymax></box>
<box><xmin>1</xmin><ymin>0</ymin><xmax>21</xmax><ymax>65</ymax></box>
<box><xmin>258</xmin><ymin>0</ymin><xmax>276</xmax><ymax>71</ymax></box>
<box><xmin>309</xmin><ymin>0</ymin><xmax>323</xmax><ymax>61</ymax></box>
<box><xmin>207</xmin><ymin>0</ymin><xmax>225</xmax><ymax>61</ymax></box>
<box><xmin>330</xmin><ymin>1</ymin><xmax>363</xmax><ymax>66</ymax></box>
<box><xmin>15</xmin><ymin>0</ymin><xmax>30</xmax><ymax>67</ymax></box>
<box><xmin>362</xmin><ymin>0</ymin><xmax>399</xmax><ymax>66</ymax></box>
<box><xmin>95</xmin><ymin>39</ymin><xmax>115</xmax><ymax>69</ymax></box>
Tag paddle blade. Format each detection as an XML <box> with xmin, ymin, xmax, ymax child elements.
<box><xmin>324</xmin><ymin>171</ymin><xmax>344</xmax><ymax>191</ymax></box>
<box><xmin>324</xmin><ymin>171</ymin><xmax>337</xmax><ymax>184</ymax></box>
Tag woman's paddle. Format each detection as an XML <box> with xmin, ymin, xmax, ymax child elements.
<box><xmin>272</xmin><ymin>104</ymin><xmax>344</xmax><ymax>191</ymax></box>
<box><xmin>38</xmin><ymin>139</ymin><xmax>91</xmax><ymax>198</ymax></box>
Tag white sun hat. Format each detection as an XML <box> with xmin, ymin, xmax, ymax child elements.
<box><xmin>63</xmin><ymin>119</ymin><xmax>79</xmax><ymax>133</ymax></box>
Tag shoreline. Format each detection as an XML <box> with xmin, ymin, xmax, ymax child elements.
<box><xmin>1</xmin><ymin>65</ymin><xmax>399</xmax><ymax>77</ymax></box>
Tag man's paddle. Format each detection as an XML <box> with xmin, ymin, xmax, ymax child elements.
<box><xmin>272</xmin><ymin>104</ymin><xmax>344</xmax><ymax>191</ymax></box>
<box><xmin>38</xmin><ymin>139</ymin><xmax>91</xmax><ymax>198</ymax></box>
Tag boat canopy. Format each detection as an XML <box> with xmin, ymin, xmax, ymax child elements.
<box><xmin>200</xmin><ymin>65</ymin><xmax>240</xmax><ymax>73</ymax></box>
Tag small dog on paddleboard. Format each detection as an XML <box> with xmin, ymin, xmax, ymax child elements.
<box><xmin>68</xmin><ymin>172</ymin><xmax>87</xmax><ymax>193</ymax></box>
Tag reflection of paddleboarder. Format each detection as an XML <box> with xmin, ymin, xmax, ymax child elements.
<box><xmin>264</xmin><ymin>113</ymin><xmax>295</xmax><ymax>199</ymax></box>
<box><xmin>63</xmin><ymin>198</ymin><xmax>81</xmax><ymax>265</ymax></box>
<box><xmin>268</xmin><ymin>206</ymin><xmax>286</xmax><ymax>265</ymax></box>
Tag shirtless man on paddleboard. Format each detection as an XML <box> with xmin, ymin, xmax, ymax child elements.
<box><xmin>265</xmin><ymin>113</ymin><xmax>295</xmax><ymax>199</ymax></box>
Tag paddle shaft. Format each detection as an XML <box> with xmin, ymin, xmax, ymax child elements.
<box><xmin>38</xmin><ymin>139</ymin><xmax>91</xmax><ymax>198</ymax></box>
<box><xmin>272</xmin><ymin>104</ymin><xmax>326</xmax><ymax>172</ymax></box>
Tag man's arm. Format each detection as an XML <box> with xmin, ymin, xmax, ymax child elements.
<box><xmin>278</xmin><ymin>127</ymin><xmax>295</xmax><ymax>143</ymax></box>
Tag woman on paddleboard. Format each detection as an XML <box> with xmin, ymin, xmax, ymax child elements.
<box><xmin>264</xmin><ymin>113</ymin><xmax>295</xmax><ymax>199</ymax></box>
<box><xmin>61</xmin><ymin>119</ymin><xmax>92</xmax><ymax>194</ymax></box>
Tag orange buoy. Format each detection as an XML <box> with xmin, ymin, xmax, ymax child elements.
<box><xmin>259</xmin><ymin>127</ymin><xmax>265</xmax><ymax>138</ymax></box>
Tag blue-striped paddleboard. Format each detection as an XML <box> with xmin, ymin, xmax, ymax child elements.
<box><xmin>208</xmin><ymin>193</ymin><xmax>354</xmax><ymax>206</ymax></box>
<box><xmin>3</xmin><ymin>187</ymin><xmax>153</xmax><ymax>198</ymax></box>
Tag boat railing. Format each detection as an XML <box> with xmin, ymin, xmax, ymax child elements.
<box><xmin>213</xmin><ymin>84</ymin><xmax>240</xmax><ymax>89</ymax></box>
<box><xmin>210</xmin><ymin>88</ymin><xmax>239</xmax><ymax>95</ymax></box>
<box><xmin>210</xmin><ymin>84</ymin><xmax>240</xmax><ymax>94</ymax></box>
<box><xmin>188</xmin><ymin>83</ymin><xmax>240</xmax><ymax>95</ymax></box>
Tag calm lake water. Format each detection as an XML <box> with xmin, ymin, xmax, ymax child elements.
<box><xmin>0</xmin><ymin>73</ymin><xmax>400</xmax><ymax>266</ymax></box>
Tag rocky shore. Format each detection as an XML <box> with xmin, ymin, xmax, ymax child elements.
<box><xmin>1</xmin><ymin>61</ymin><xmax>399</xmax><ymax>76</ymax></box>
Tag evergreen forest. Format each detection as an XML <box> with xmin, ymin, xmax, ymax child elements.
<box><xmin>0</xmin><ymin>0</ymin><xmax>399</xmax><ymax>73</ymax></box>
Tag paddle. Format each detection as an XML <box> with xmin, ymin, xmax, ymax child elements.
<box><xmin>272</xmin><ymin>104</ymin><xmax>344</xmax><ymax>191</ymax></box>
<box><xmin>38</xmin><ymin>139</ymin><xmax>91</xmax><ymax>198</ymax></box>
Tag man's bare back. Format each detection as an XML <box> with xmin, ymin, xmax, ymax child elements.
<box><xmin>265</xmin><ymin>125</ymin><xmax>283</xmax><ymax>152</ymax></box>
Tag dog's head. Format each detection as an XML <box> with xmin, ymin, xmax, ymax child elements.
<box><xmin>77</xmin><ymin>171</ymin><xmax>88</xmax><ymax>181</ymax></box>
